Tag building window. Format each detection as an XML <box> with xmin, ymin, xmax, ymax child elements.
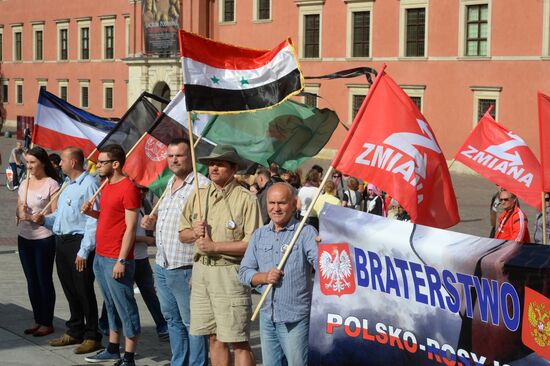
<box><xmin>402</xmin><ymin>85</ymin><xmax>425</xmax><ymax>113</ymax></box>
<box><xmin>304</xmin><ymin>14</ymin><xmax>320</xmax><ymax>58</ymax></box>
<box><xmin>352</xmin><ymin>11</ymin><xmax>370</xmax><ymax>58</ymax></box>
<box><xmin>303</xmin><ymin>84</ymin><xmax>319</xmax><ymax>108</ymax></box>
<box><xmin>222</xmin><ymin>0</ymin><xmax>235</xmax><ymax>22</ymax></box>
<box><xmin>80</xmin><ymin>27</ymin><xmax>90</xmax><ymax>60</ymax></box>
<box><xmin>352</xmin><ymin>95</ymin><xmax>366</xmax><ymax>120</ymax></box>
<box><xmin>16</xmin><ymin>82</ymin><xmax>23</xmax><ymax>104</ymax></box>
<box><xmin>104</xmin><ymin>25</ymin><xmax>114</xmax><ymax>59</ymax></box>
<box><xmin>471</xmin><ymin>86</ymin><xmax>500</xmax><ymax>125</ymax></box>
<box><xmin>60</xmin><ymin>86</ymin><xmax>68</xmax><ymax>101</ymax></box>
<box><xmin>257</xmin><ymin>0</ymin><xmax>270</xmax><ymax>21</ymax></box>
<box><xmin>125</xmin><ymin>16</ymin><xmax>131</xmax><ymax>57</ymax></box>
<box><xmin>0</xmin><ymin>31</ymin><xmax>3</xmax><ymax>62</ymax></box>
<box><xmin>104</xmin><ymin>84</ymin><xmax>114</xmax><ymax>109</ymax></box>
<box><xmin>35</xmin><ymin>30</ymin><xmax>43</xmax><ymax>61</ymax></box>
<box><xmin>405</xmin><ymin>8</ymin><xmax>425</xmax><ymax>57</ymax></box>
<box><xmin>2</xmin><ymin>82</ymin><xmax>8</xmax><ymax>103</ymax></box>
<box><xmin>410</xmin><ymin>96</ymin><xmax>422</xmax><ymax>110</ymax></box>
<box><xmin>465</xmin><ymin>4</ymin><xmax>488</xmax><ymax>56</ymax></box>
<box><xmin>81</xmin><ymin>85</ymin><xmax>89</xmax><ymax>108</ymax></box>
<box><xmin>59</xmin><ymin>28</ymin><xmax>68</xmax><ymax>60</ymax></box>
<box><xmin>347</xmin><ymin>85</ymin><xmax>368</xmax><ymax>124</ymax></box>
<box><xmin>14</xmin><ymin>31</ymin><xmax>22</xmax><ymax>61</ymax></box>
<box><xmin>304</xmin><ymin>93</ymin><xmax>317</xmax><ymax>107</ymax></box>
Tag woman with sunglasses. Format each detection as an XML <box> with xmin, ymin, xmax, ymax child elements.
<box><xmin>16</xmin><ymin>146</ymin><xmax>60</xmax><ymax>337</ymax></box>
<box><xmin>534</xmin><ymin>193</ymin><xmax>550</xmax><ymax>244</ymax></box>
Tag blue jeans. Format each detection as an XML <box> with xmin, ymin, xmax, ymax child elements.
<box><xmin>18</xmin><ymin>236</ymin><xmax>56</xmax><ymax>326</ymax></box>
<box><xmin>260</xmin><ymin>313</ymin><xmax>310</xmax><ymax>366</ymax></box>
<box><xmin>93</xmin><ymin>254</ymin><xmax>141</xmax><ymax>338</ymax></box>
<box><xmin>155</xmin><ymin>264</ymin><xmax>208</xmax><ymax>366</ymax></box>
<box><xmin>134</xmin><ymin>258</ymin><xmax>167</xmax><ymax>333</ymax></box>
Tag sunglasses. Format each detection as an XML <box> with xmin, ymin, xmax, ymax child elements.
<box><xmin>499</xmin><ymin>197</ymin><xmax>511</xmax><ymax>202</ymax></box>
<box><xmin>97</xmin><ymin>159</ymin><xmax>115</xmax><ymax>165</ymax></box>
<box><xmin>546</xmin><ymin>197</ymin><xmax>550</xmax><ymax>202</ymax></box>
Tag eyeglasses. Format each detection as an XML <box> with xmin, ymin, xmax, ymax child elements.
<box><xmin>545</xmin><ymin>197</ymin><xmax>550</xmax><ymax>202</ymax></box>
<box><xmin>97</xmin><ymin>159</ymin><xmax>115</xmax><ymax>166</ymax></box>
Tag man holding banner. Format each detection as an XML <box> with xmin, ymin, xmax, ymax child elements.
<box><xmin>495</xmin><ymin>189</ymin><xmax>530</xmax><ymax>243</ymax></box>
<box><xmin>178</xmin><ymin>145</ymin><xmax>262</xmax><ymax>366</ymax></box>
<box><xmin>240</xmin><ymin>183</ymin><xmax>318</xmax><ymax>366</ymax></box>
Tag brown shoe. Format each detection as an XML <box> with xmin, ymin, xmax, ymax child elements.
<box><xmin>49</xmin><ymin>333</ymin><xmax>81</xmax><ymax>346</ymax></box>
<box><xmin>74</xmin><ymin>339</ymin><xmax>103</xmax><ymax>354</ymax></box>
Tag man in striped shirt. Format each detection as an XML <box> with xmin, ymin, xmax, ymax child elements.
<box><xmin>239</xmin><ymin>183</ymin><xmax>318</xmax><ymax>366</ymax></box>
<box><xmin>141</xmin><ymin>138</ymin><xmax>210</xmax><ymax>366</ymax></box>
<box><xmin>495</xmin><ymin>189</ymin><xmax>531</xmax><ymax>243</ymax></box>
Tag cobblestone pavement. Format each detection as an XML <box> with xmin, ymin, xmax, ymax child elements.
<box><xmin>0</xmin><ymin>136</ymin><xmax>539</xmax><ymax>365</ymax></box>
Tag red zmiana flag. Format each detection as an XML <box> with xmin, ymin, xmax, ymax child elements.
<box><xmin>538</xmin><ymin>92</ymin><xmax>550</xmax><ymax>192</ymax></box>
<box><xmin>522</xmin><ymin>287</ymin><xmax>550</xmax><ymax>360</ymax></box>
<box><xmin>454</xmin><ymin>112</ymin><xmax>542</xmax><ymax>210</ymax></box>
<box><xmin>332</xmin><ymin>69</ymin><xmax>459</xmax><ymax>229</ymax></box>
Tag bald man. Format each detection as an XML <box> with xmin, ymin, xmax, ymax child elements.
<box><xmin>239</xmin><ymin>183</ymin><xmax>318</xmax><ymax>366</ymax></box>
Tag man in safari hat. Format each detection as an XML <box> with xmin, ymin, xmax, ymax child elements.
<box><xmin>179</xmin><ymin>145</ymin><xmax>262</xmax><ymax>366</ymax></box>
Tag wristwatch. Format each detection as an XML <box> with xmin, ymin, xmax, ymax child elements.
<box><xmin>118</xmin><ymin>258</ymin><xmax>128</xmax><ymax>265</ymax></box>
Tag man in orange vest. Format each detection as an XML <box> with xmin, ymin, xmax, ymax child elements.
<box><xmin>495</xmin><ymin>189</ymin><xmax>530</xmax><ymax>243</ymax></box>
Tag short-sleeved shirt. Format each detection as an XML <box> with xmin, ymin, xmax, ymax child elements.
<box><xmin>96</xmin><ymin>177</ymin><xmax>141</xmax><ymax>259</ymax></box>
<box><xmin>179</xmin><ymin>179</ymin><xmax>262</xmax><ymax>261</ymax></box>
<box><xmin>9</xmin><ymin>147</ymin><xmax>24</xmax><ymax>164</ymax></box>
<box><xmin>298</xmin><ymin>186</ymin><xmax>318</xmax><ymax>218</ymax></box>
<box><xmin>18</xmin><ymin>177</ymin><xmax>59</xmax><ymax>240</ymax></box>
<box><xmin>312</xmin><ymin>193</ymin><xmax>341</xmax><ymax>217</ymax></box>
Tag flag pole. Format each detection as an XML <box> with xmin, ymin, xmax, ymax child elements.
<box><xmin>39</xmin><ymin>181</ymin><xmax>68</xmax><ymax>215</ymax></box>
<box><xmin>543</xmin><ymin>191</ymin><xmax>547</xmax><ymax>245</ymax></box>
<box><xmin>186</xmin><ymin>111</ymin><xmax>203</xmax><ymax>220</ymax></box>
<box><xmin>251</xmin><ymin>165</ymin><xmax>334</xmax><ymax>321</ymax></box>
<box><xmin>447</xmin><ymin>159</ymin><xmax>456</xmax><ymax>170</ymax></box>
<box><xmin>252</xmin><ymin>65</ymin><xmax>388</xmax><ymax>321</ymax></box>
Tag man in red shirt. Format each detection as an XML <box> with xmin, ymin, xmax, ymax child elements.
<box><xmin>81</xmin><ymin>144</ymin><xmax>141</xmax><ymax>366</ymax></box>
<box><xmin>495</xmin><ymin>189</ymin><xmax>531</xmax><ymax>243</ymax></box>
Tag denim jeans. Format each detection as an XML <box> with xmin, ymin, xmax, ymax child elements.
<box><xmin>18</xmin><ymin>235</ymin><xmax>56</xmax><ymax>326</ymax></box>
<box><xmin>134</xmin><ymin>258</ymin><xmax>167</xmax><ymax>334</ymax></box>
<box><xmin>93</xmin><ymin>254</ymin><xmax>141</xmax><ymax>338</ymax></box>
<box><xmin>260</xmin><ymin>313</ymin><xmax>310</xmax><ymax>366</ymax></box>
<box><xmin>155</xmin><ymin>264</ymin><xmax>208</xmax><ymax>366</ymax></box>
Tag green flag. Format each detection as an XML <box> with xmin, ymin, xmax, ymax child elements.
<box><xmin>202</xmin><ymin>100</ymin><xmax>339</xmax><ymax>172</ymax></box>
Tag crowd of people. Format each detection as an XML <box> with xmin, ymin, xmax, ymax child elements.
<box><xmin>10</xmin><ymin>138</ymin><xmax>550</xmax><ymax>366</ymax></box>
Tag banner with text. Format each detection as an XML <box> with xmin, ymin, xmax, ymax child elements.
<box><xmin>309</xmin><ymin>204</ymin><xmax>550</xmax><ymax>366</ymax></box>
<box><xmin>143</xmin><ymin>0</ymin><xmax>180</xmax><ymax>56</ymax></box>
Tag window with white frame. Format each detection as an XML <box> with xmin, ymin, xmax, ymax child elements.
<box><xmin>459</xmin><ymin>0</ymin><xmax>491</xmax><ymax>57</ymax></box>
<box><xmin>103</xmin><ymin>81</ymin><xmax>114</xmax><ymax>109</ymax></box>
<box><xmin>346</xmin><ymin>1</ymin><xmax>373</xmax><ymax>58</ymax></box>
<box><xmin>303</xmin><ymin>84</ymin><xmax>320</xmax><ymax>107</ymax></box>
<box><xmin>347</xmin><ymin>84</ymin><xmax>369</xmax><ymax>123</ymax></box>
<box><xmin>401</xmin><ymin>85</ymin><xmax>425</xmax><ymax>113</ymax></box>
<box><xmin>101</xmin><ymin>16</ymin><xmax>116</xmax><ymax>60</ymax></box>
<box><xmin>399</xmin><ymin>0</ymin><xmax>428</xmax><ymax>57</ymax></box>
<box><xmin>1</xmin><ymin>79</ymin><xmax>8</xmax><ymax>103</ymax></box>
<box><xmin>57</xmin><ymin>21</ymin><xmax>69</xmax><ymax>61</ymax></box>
<box><xmin>0</xmin><ymin>27</ymin><xmax>3</xmax><ymax>62</ymax></box>
<box><xmin>38</xmin><ymin>79</ymin><xmax>47</xmax><ymax>94</ymax></box>
<box><xmin>12</xmin><ymin>25</ymin><xmax>22</xmax><ymax>62</ymax></box>
<box><xmin>77</xmin><ymin>18</ymin><xmax>91</xmax><ymax>60</ymax></box>
<box><xmin>220</xmin><ymin>0</ymin><xmax>236</xmax><ymax>23</ymax></box>
<box><xmin>471</xmin><ymin>86</ymin><xmax>500</xmax><ymax>125</ymax></box>
<box><xmin>32</xmin><ymin>23</ymin><xmax>44</xmax><ymax>61</ymax></box>
<box><xmin>15</xmin><ymin>79</ymin><xmax>23</xmax><ymax>105</ymax></box>
<box><xmin>80</xmin><ymin>80</ymin><xmax>90</xmax><ymax>108</ymax></box>
<box><xmin>254</xmin><ymin>0</ymin><xmax>271</xmax><ymax>21</ymax></box>
<box><xmin>297</xmin><ymin>1</ymin><xmax>324</xmax><ymax>59</ymax></box>
<box><xmin>124</xmin><ymin>15</ymin><xmax>130</xmax><ymax>57</ymax></box>
<box><xmin>58</xmin><ymin>80</ymin><xmax>68</xmax><ymax>101</ymax></box>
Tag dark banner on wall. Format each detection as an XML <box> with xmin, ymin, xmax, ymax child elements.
<box><xmin>143</xmin><ymin>0</ymin><xmax>180</xmax><ymax>56</ymax></box>
<box><xmin>310</xmin><ymin>204</ymin><xmax>550</xmax><ymax>366</ymax></box>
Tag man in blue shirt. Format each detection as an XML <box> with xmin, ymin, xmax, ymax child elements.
<box><xmin>32</xmin><ymin>146</ymin><xmax>102</xmax><ymax>354</ymax></box>
<box><xmin>240</xmin><ymin>183</ymin><xmax>318</xmax><ymax>366</ymax></box>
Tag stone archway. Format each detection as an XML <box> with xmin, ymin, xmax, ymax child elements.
<box><xmin>152</xmin><ymin>81</ymin><xmax>171</xmax><ymax>110</ymax></box>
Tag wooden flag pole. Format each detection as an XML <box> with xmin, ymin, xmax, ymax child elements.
<box><xmin>149</xmin><ymin>185</ymin><xmax>169</xmax><ymax>216</ymax></box>
<box><xmin>543</xmin><ymin>191</ymin><xmax>547</xmax><ymax>245</ymax></box>
<box><xmin>39</xmin><ymin>181</ymin><xmax>68</xmax><ymax>215</ymax></box>
<box><xmin>251</xmin><ymin>166</ymin><xmax>334</xmax><ymax>321</ymax></box>
<box><xmin>187</xmin><ymin>111</ymin><xmax>203</xmax><ymax>221</ymax></box>
<box><xmin>447</xmin><ymin>159</ymin><xmax>456</xmax><ymax>171</ymax></box>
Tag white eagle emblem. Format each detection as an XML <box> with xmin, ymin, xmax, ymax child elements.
<box><xmin>319</xmin><ymin>249</ymin><xmax>353</xmax><ymax>292</ymax></box>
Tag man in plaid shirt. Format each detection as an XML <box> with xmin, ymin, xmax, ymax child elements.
<box><xmin>141</xmin><ymin>138</ymin><xmax>210</xmax><ymax>366</ymax></box>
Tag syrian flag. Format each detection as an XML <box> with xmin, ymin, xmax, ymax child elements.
<box><xmin>179</xmin><ymin>30</ymin><xmax>304</xmax><ymax>114</ymax></box>
<box><xmin>34</xmin><ymin>90</ymin><xmax>116</xmax><ymax>155</ymax></box>
<box><xmin>332</xmin><ymin>68</ymin><xmax>460</xmax><ymax>229</ymax></box>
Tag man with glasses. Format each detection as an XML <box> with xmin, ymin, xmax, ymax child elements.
<box><xmin>494</xmin><ymin>189</ymin><xmax>530</xmax><ymax>243</ymax></box>
<box><xmin>81</xmin><ymin>144</ymin><xmax>141</xmax><ymax>366</ymax></box>
<box><xmin>141</xmin><ymin>138</ymin><xmax>210</xmax><ymax>366</ymax></box>
<box><xmin>179</xmin><ymin>145</ymin><xmax>262</xmax><ymax>366</ymax></box>
<box><xmin>534</xmin><ymin>192</ymin><xmax>550</xmax><ymax>244</ymax></box>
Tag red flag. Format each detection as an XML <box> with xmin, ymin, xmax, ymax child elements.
<box><xmin>522</xmin><ymin>287</ymin><xmax>550</xmax><ymax>360</ymax></box>
<box><xmin>332</xmin><ymin>70</ymin><xmax>459</xmax><ymax>229</ymax></box>
<box><xmin>123</xmin><ymin>134</ymin><xmax>168</xmax><ymax>189</ymax></box>
<box><xmin>454</xmin><ymin>112</ymin><xmax>542</xmax><ymax>210</ymax></box>
<box><xmin>538</xmin><ymin>92</ymin><xmax>550</xmax><ymax>192</ymax></box>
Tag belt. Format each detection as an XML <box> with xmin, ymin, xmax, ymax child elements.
<box><xmin>58</xmin><ymin>233</ymin><xmax>83</xmax><ymax>240</ymax></box>
<box><xmin>196</xmin><ymin>255</ymin><xmax>241</xmax><ymax>266</ymax></box>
